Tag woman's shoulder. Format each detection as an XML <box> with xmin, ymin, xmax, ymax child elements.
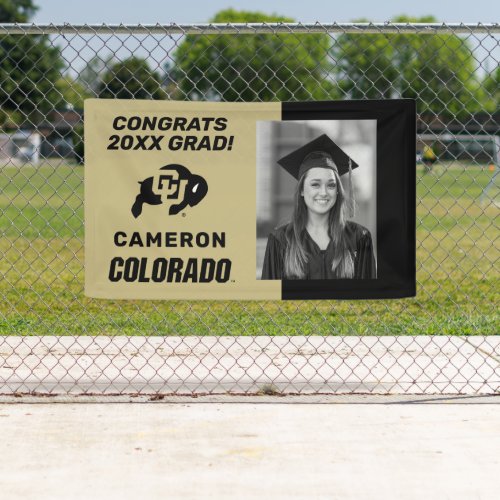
<box><xmin>345</xmin><ymin>220</ymin><xmax>372</xmax><ymax>240</ymax></box>
<box><xmin>268</xmin><ymin>223</ymin><xmax>291</xmax><ymax>245</ymax></box>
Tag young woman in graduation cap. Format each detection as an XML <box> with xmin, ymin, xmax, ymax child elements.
<box><xmin>261</xmin><ymin>134</ymin><xmax>376</xmax><ymax>280</ymax></box>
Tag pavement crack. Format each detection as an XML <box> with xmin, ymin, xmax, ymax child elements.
<box><xmin>463</xmin><ymin>337</ymin><xmax>500</xmax><ymax>364</ymax></box>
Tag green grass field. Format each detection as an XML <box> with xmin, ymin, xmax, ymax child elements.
<box><xmin>0</xmin><ymin>162</ymin><xmax>498</xmax><ymax>335</ymax></box>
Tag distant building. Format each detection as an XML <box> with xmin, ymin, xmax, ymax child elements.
<box><xmin>417</xmin><ymin>112</ymin><xmax>500</xmax><ymax>163</ymax></box>
<box><xmin>0</xmin><ymin>130</ymin><xmax>41</xmax><ymax>165</ymax></box>
<box><xmin>37</xmin><ymin>109</ymin><xmax>82</xmax><ymax>160</ymax></box>
<box><xmin>0</xmin><ymin>108</ymin><xmax>82</xmax><ymax>164</ymax></box>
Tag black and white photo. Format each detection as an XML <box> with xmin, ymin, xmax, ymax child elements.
<box><xmin>257</xmin><ymin>120</ymin><xmax>377</xmax><ymax>280</ymax></box>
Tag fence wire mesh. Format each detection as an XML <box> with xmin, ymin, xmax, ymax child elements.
<box><xmin>0</xmin><ymin>23</ymin><xmax>499</xmax><ymax>396</ymax></box>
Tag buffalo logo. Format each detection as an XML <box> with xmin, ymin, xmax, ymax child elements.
<box><xmin>131</xmin><ymin>164</ymin><xmax>208</xmax><ymax>218</ymax></box>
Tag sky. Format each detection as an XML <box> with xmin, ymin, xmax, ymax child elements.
<box><xmin>31</xmin><ymin>0</ymin><xmax>500</xmax><ymax>24</ymax></box>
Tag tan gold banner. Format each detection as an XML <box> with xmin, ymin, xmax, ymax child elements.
<box><xmin>85</xmin><ymin>99</ymin><xmax>281</xmax><ymax>299</ymax></box>
<box><xmin>85</xmin><ymin>99</ymin><xmax>415</xmax><ymax>300</ymax></box>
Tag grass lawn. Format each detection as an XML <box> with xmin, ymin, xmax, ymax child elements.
<box><xmin>0</xmin><ymin>162</ymin><xmax>498</xmax><ymax>335</ymax></box>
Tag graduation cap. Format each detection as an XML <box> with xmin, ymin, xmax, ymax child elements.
<box><xmin>277</xmin><ymin>134</ymin><xmax>358</xmax><ymax>215</ymax></box>
<box><xmin>277</xmin><ymin>134</ymin><xmax>359</xmax><ymax>180</ymax></box>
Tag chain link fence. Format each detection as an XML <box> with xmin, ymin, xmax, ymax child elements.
<box><xmin>0</xmin><ymin>23</ymin><xmax>499</xmax><ymax>397</ymax></box>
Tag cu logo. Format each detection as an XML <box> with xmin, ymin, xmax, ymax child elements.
<box><xmin>131</xmin><ymin>164</ymin><xmax>208</xmax><ymax>218</ymax></box>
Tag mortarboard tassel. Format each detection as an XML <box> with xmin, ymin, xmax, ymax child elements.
<box><xmin>348</xmin><ymin>157</ymin><xmax>355</xmax><ymax>218</ymax></box>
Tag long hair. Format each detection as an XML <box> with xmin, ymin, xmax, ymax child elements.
<box><xmin>284</xmin><ymin>170</ymin><xmax>355</xmax><ymax>279</ymax></box>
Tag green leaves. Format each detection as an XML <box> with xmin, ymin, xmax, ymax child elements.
<box><xmin>172</xmin><ymin>9</ymin><xmax>338</xmax><ymax>102</ymax></box>
<box><xmin>333</xmin><ymin>16</ymin><xmax>482</xmax><ymax>118</ymax></box>
<box><xmin>483</xmin><ymin>66</ymin><xmax>500</xmax><ymax>112</ymax></box>
<box><xmin>98</xmin><ymin>57</ymin><xmax>165</xmax><ymax>100</ymax></box>
<box><xmin>0</xmin><ymin>0</ymin><xmax>37</xmax><ymax>23</ymax></box>
<box><xmin>0</xmin><ymin>34</ymin><xmax>65</xmax><ymax>126</ymax></box>
<box><xmin>0</xmin><ymin>1</ymin><xmax>65</xmax><ymax>126</ymax></box>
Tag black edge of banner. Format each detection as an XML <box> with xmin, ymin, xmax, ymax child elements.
<box><xmin>280</xmin><ymin>99</ymin><xmax>416</xmax><ymax>300</ymax></box>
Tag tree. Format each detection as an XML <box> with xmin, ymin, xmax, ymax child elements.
<box><xmin>333</xmin><ymin>16</ymin><xmax>482</xmax><ymax>118</ymax></box>
<box><xmin>483</xmin><ymin>66</ymin><xmax>500</xmax><ymax>113</ymax></box>
<box><xmin>98</xmin><ymin>57</ymin><xmax>165</xmax><ymax>99</ymax></box>
<box><xmin>0</xmin><ymin>0</ymin><xmax>36</xmax><ymax>21</ymax></box>
<box><xmin>172</xmin><ymin>9</ymin><xmax>338</xmax><ymax>101</ymax></box>
<box><xmin>55</xmin><ymin>76</ymin><xmax>90</xmax><ymax>111</ymax></box>
<box><xmin>334</xmin><ymin>19</ymin><xmax>397</xmax><ymax>100</ymax></box>
<box><xmin>78</xmin><ymin>55</ymin><xmax>116</xmax><ymax>95</ymax></box>
<box><xmin>0</xmin><ymin>0</ymin><xmax>66</xmax><ymax>126</ymax></box>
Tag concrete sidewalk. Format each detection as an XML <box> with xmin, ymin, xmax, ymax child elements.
<box><xmin>0</xmin><ymin>402</ymin><xmax>499</xmax><ymax>500</ymax></box>
<box><xmin>1</xmin><ymin>336</ymin><xmax>499</xmax><ymax>395</ymax></box>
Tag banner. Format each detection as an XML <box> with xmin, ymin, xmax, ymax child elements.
<box><xmin>85</xmin><ymin>99</ymin><xmax>415</xmax><ymax>300</ymax></box>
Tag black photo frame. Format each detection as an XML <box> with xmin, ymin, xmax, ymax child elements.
<box><xmin>280</xmin><ymin>99</ymin><xmax>416</xmax><ymax>299</ymax></box>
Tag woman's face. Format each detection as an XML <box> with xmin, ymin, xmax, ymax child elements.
<box><xmin>301</xmin><ymin>167</ymin><xmax>338</xmax><ymax>216</ymax></box>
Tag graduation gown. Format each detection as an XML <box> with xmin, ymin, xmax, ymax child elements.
<box><xmin>261</xmin><ymin>221</ymin><xmax>376</xmax><ymax>279</ymax></box>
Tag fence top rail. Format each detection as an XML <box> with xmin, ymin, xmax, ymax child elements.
<box><xmin>0</xmin><ymin>22</ymin><xmax>498</xmax><ymax>36</ymax></box>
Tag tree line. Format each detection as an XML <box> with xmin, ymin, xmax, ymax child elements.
<box><xmin>1</xmin><ymin>1</ymin><xmax>498</xmax><ymax>130</ymax></box>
